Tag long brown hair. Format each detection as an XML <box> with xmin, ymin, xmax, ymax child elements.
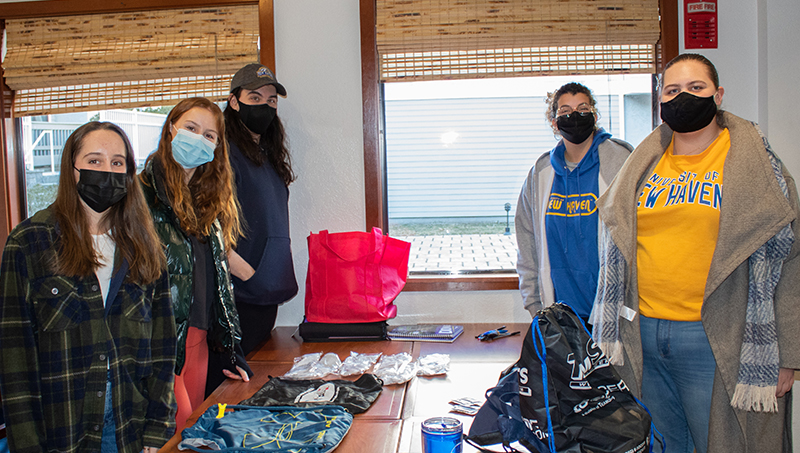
<box><xmin>224</xmin><ymin>87</ymin><xmax>296</xmax><ymax>186</ymax></box>
<box><xmin>53</xmin><ymin>121</ymin><xmax>166</xmax><ymax>285</ymax></box>
<box><xmin>144</xmin><ymin>97</ymin><xmax>242</xmax><ymax>248</ymax></box>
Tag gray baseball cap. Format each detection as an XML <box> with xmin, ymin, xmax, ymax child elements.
<box><xmin>230</xmin><ymin>63</ymin><xmax>287</xmax><ymax>96</ymax></box>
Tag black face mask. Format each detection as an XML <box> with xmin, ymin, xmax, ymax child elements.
<box><xmin>660</xmin><ymin>91</ymin><xmax>718</xmax><ymax>133</ymax></box>
<box><xmin>75</xmin><ymin>168</ymin><xmax>127</xmax><ymax>213</ymax></box>
<box><xmin>556</xmin><ymin>111</ymin><xmax>596</xmax><ymax>144</ymax></box>
<box><xmin>236</xmin><ymin>101</ymin><xmax>277</xmax><ymax>136</ymax></box>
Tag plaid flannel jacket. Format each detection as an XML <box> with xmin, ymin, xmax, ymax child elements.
<box><xmin>0</xmin><ymin>209</ymin><xmax>177</xmax><ymax>453</ymax></box>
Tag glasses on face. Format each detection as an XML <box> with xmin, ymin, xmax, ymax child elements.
<box><xmin>556</xmin><ymin>103</ymin><xmax>594</xmax><ymax>117</ymax></box>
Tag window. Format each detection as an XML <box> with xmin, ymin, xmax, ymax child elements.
<box><xmin>1</xmin><ymin>2</ymin><xmax>269</xmax><ymax>226</ymax></box>
<box><xmin>384</xmin><ymin>74</ymin><xmax>653</xmax><ymax>276</ymax></box>
<box><xmin>362</xmin><ymin>0</ymin><xmax>663</xmax><ymax>290</ymax></box>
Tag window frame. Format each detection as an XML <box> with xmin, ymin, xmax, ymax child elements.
<box><xmin>359</xmin><ymin>0</ymin><xmax>679</xmax><ymax>292</ymax></box>
<box><xmin>0</xmin><ymin>0</ymin><xmax>275</xmax><ymax>240</ymax></box>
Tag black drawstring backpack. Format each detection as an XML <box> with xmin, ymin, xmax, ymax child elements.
<box><xmin>517</xmin><ymin>303</ymin><xmax>663</xmax><ymax>453</ymax></box>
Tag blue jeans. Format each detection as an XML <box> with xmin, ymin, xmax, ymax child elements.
<box><xmin>639</xmin><ymin>316</ymin><xmax>716</xmax><ymax>453</ymax></box>
<box><xmin>100</xmin><ymin>375</ymin><xmax>118</xmax><ymax>453</ymax></box>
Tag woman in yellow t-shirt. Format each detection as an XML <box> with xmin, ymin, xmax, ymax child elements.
<box><xmin>591</xmin><ymin>54</ymin><xmax>800</xmax><ymax>453</ymax></box>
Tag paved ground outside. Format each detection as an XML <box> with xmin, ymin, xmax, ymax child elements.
<box><xmin>396</xmin><ymin>234</ymin><xmax>518</xmax><ymax>273</ymax></box>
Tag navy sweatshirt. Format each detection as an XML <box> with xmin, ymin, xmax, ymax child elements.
<box><xmin>228</xmin><ymin>141</ymin><xmax>298</xmax><ymax>305</ymax></box>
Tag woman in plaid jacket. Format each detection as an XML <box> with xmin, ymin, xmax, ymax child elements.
<box><xmin>0</xmin><ymin>122</ymin><xmax>176</xmax><ymax>453</ymax></box>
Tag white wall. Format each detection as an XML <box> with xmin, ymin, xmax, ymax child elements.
<box><xmin>273</xmin><ymin>0</ymin><xmax>367</xmax><ymax>327</ymax></box>
<box><xmin>273</xmin><ymin>0</ymin><xmax>800</xmax><ymax>328</ymax></box>
<box><xmin>677</xmin><ymin>0</ymin><xmax>800</xmax><ymax>179</ymax></box>
<box><xmin>272</xmin><ymin>0</ymin><xmax>530</xmax><ymax>327</ymax></box>
<box><xmin>765</xmin><ymin>0</ymin><xmax>800</xmax><ymax>181</ymax></box>
<box><xmin>678</xmin><ymin>0</ymin><xmax>760</xmax><ymax>123</ymax></box>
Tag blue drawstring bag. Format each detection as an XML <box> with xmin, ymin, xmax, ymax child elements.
<box><xmin>179</xmin><ymin>404</ymin><xmax>353</xmax><ymax>453</ymax></box>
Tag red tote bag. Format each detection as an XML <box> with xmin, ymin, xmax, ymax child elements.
<box><xmin>305</xmin><ymin>228</ymin><xmax>411</xmax><ymax>323</ymax></box>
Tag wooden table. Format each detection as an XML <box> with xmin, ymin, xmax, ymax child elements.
<box><xmin>159</xmin><ymin>323</ymin><xmax>528</xmax><ymax>453</ymax></box>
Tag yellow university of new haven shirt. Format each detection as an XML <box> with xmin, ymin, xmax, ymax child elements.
<box><xmin>636</xmin><ymin>128</ymin><xmax>730</xmax><ymax>321</ymax></box>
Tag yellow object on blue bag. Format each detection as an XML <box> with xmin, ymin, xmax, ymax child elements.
<box><xmin>179</xmin><ymin>405</ymin><xmax>353</xmax><ymax>453</ymax></box>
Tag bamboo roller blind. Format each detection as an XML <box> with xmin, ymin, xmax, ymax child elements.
<box><xmin>3</xmin><ymin>5</ymin><xmax>259</xmax><ymax>116</ymax></box>
<box><xmin>377</xmin><ymin>0</ymin><xmax>661</xmax><ymax>81</ymax></box>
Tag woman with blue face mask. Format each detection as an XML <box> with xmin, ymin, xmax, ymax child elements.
<box><xmin>139</xmin><ymin>97</ymin><xmax>251</xmax><ymax>432</ymax></box>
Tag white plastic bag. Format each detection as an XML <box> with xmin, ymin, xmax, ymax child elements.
<box><xmin>283</xmin><ymin>352</ymin><xmax>342</xmax><ymax>379</ymax></box>
<box><xmin>339</xmin><ymin>351</ymin><xmax>382</xmax><ymax>376</ymax></box>
<box><xmin>416</xmin><ymin>353</ymin><xmax>450</xmax><ymax>376</ymax></box>
<box><xmin>373</xmin><ymin>352</ymin><xmax>417</xmax><ymax>385</ymax></box>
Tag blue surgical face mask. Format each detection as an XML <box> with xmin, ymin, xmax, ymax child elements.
<box><xmin>170</xmin><ymin>127</ymin><xmax>216</xmax><ymax>169</ymax></box>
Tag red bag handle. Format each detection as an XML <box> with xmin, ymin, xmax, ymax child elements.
<box><xmin>316</xmin><ymin>228</ymin><xmax>386</xmax><ymax>262</ymax></box>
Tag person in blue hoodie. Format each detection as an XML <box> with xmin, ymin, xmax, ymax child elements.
<box><xmin>515</xmin><ymin>82</ymin><xmax>632</xmax><ymax>322</ymax></box>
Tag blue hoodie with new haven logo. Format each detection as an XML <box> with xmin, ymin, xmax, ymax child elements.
<box><xmin>544</xmin><ymin>129</ymin><xmax>611</xmax><ymax>319</ymax></box>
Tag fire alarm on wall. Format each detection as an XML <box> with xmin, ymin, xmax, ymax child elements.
<box><xmin>685</xmin><ymin>0</ymin><xmax>718</xmax><ymax>49</ymax></box>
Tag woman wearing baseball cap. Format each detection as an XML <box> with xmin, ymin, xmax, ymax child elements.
<box><xmin>206</xmin><ymin>63</ymin><xmax>298</xmax><ymax>394</ymax></box>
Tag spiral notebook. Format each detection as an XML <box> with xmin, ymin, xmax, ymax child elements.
<box><xmin>387</xmin><ymin>324</ymin><xmax>464</xmax><ymax>343</ymax></box>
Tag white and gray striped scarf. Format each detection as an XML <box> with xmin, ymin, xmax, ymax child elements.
<box><xmin>591</xmin><ymin>124</ymin><xmax>794</xmax><ymax>413</ymax></box>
